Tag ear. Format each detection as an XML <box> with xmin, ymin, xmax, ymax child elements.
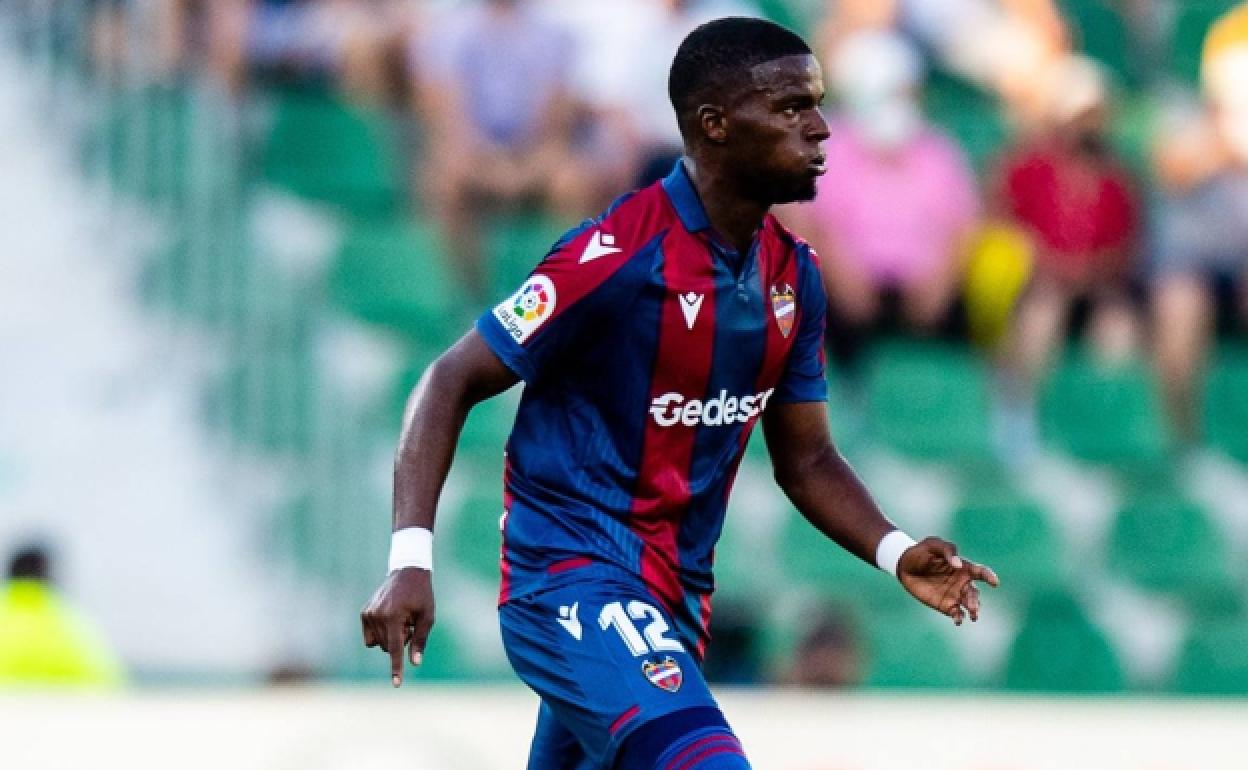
<box><xmin>697</xmin><ymin>104</ymin><xmax>728</xmax><ymax>144</ymax></box>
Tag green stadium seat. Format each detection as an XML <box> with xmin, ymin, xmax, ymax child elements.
<box><xmin>949</xmin><ymin>496</ymin><xmax>1065</xmax><ymax>597</ymax></box>
<box><xmin>260</xmin><ymin>88</ymin><xmax>403</xmax><ymax>218</ymax></box>
<box><xmin>1168</xmin><ymin>1</ymin><xmax>1242</xmax><ymax>85</ymax></box>
<box><xmin>203</xmin><ymin>346</ymin><xmax>320</xmax><ymax>456</ymax></box>
<box><xmin>753</xmin><ymin>0</ymin><xmax>819</xmax><ymax>39</ymax></box>
<box><xmin>1105</xmin><ymin>494</ymin><xmax>1237</xmax><ymax>607</ymax></box>
<box><xmin>445</xmin><ymin>485</ymin><xmax>506</xmax><ymax>582</ymax></box>
<box><xmin>1170</xmin><ymin>616</ymin><xmax>1248</xmax><ymax>695</ymax></box>
<box><xmin>778</xmin><ymin>508</ymin><xmax>912</xmax><ymax>612</ymax></box>
<box><xmin>1038</xmin><ymin>355</ymin><xmax>1171</xmax><ymax>465</ymax></box>
<box><xmin>485</xmin><ymin>213</ymin><xmax>567</xmax><ymax>301</ymax></box>
<box><xmin>1003</xmin><ymin>591</ymin><xmax>1126</xmax><ymax>692</ymax></box>
<box><xmin>864</xmin><ymin>341</ymin><xmax>994</xmax><ymax>461</ymax></box>
<box><xmin>924</xmin><ymin>72</ymin><xmax>1008</xmax><ymax>173</ymax></box>
<box><xmin>863</xmin><ymin>608</ymin><xmax>967</xmax><ymax>689</ymax></box>
<box><xmin>1203</xmin><ymin>345</ymin><xmax>1248</xmax><ymax>463</ymax></box>
<box><xmin>328</xmin><ymin>218</ymin><xmax>463</xmax><ymax>349</ymax></box>
<box><xmin>1060</xmin><ymin>0</ymin><xmax>1139</xmax><ymax>87</ymax></box>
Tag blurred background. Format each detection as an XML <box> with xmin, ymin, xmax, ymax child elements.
<box><xmin>2</xmin><ymin>0</ymin><xmax>1247</xmax><ymax>753</ymax></box>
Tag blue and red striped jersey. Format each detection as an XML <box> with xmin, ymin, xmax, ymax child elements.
<box><xmin>476</xmin><ymin>162</ymin><xmax>827</xmax><ymax>643</ymax></box>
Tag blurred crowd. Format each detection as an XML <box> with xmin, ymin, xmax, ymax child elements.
<box><xmin>78</xmin><ymin>0</ymin><xmax>1248</xmax><ymax>461</ymax></box>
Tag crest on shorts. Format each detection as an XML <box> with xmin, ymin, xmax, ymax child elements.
<box><xmin>770</xmin><ymin>283</ymin><xmax>796</xmax><ymax>338</ymax></box>
<box><xmin>642</xmin><ymin>656</ymin><xmax>683</xmax><ymax>693</ymax></box>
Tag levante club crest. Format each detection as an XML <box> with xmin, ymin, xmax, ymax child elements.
<box><xmin>642</xmin><ymin>656</ymin><xmax>683</xmax><ymax>693</ymax></box>
<box><xmin>770</xmin><ymin>283</ymin><xmax>796</xmax><ymax>338</ymax></box>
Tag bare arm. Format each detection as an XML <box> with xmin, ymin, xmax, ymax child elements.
<box><xmin>361</xmin><ymin>330</ymin><xmax>518</xmax><ymax>685</ymax></box>
<box><xmin>763</xmin><ymin>401</ymin><xmax>999</xmax><ymax>624</ymax></box>
<box><xmin>763</xmin><ymin>400</ymin><xmax>896</xmax><ymax>563</ymax></box>
<box><xmin>393</xmin><ymin>330</ymin><xmax>519</xmax><ymax>531</ymax></box>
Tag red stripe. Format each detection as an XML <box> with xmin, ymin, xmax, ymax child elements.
<box><xmin>629</xmin><ymin>225</ymin><xmax>717</xmax><ymax>613</ymax></box>
<box><xmin>609</xmin><ymin>705</ymin><xmax>641</xmax><ymax>735</ymax></box>
<box><xmin>695</xmin><ymin>593</ymin><xmax>713</xmax><ymax>659</ymax></box>
<box><xmin>498</xmin><ymin>457</ymin><xmax>515</xmax><ymax>606</ymax></box>
<box><xmin>547</xmin><ymin>556</ymin><xmax>593</xmax><ymax>574</ymax></box>
<box><xmin>664</xmin><ymin>735</ymin><xmax>741</xmax><ymax>770</ymax></box>
<box><xmin>673</xmin><ymin>744</ymin><xmax>746</xmax><ymax>770</ymax></box>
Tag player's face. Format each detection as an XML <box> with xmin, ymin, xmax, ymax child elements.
<box><xmin>725</xmin><ymin>54</ymin><xmax>829</xmax><ymax>204</ymax></box>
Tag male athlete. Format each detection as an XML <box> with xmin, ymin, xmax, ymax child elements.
<box><xmin>362</xmin><ymin>16</ymin><xmax>999</xmax><ymax>770</ymax></box>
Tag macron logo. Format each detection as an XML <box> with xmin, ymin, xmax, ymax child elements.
<box><xmin>579</xmin><ymin>231</ymin><xmax>622</xmax><ymax>264</ymax></box>
<box><xmin>678</xmin><ymin>292</ymin><xmax>704</xmax><ymax>330</ymax></box>
<box><xmin>557</xmin><ymin>602</ymin><xmax>582</xmax><ymax>640</ymax></box>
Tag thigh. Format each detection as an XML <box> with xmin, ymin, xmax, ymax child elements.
<box><xmin>501</xmin><ymin>574</ymin><xmax>720</xmax><ymax>769</ymax></box>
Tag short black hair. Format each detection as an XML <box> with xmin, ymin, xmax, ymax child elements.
<box><xmin>8</xmin><ymin>543</ymin><xmax>50</xmax><ymax>581</ymax></box>
<box><xmin>668</xmin><ymin>16</ymin><xmax>812</xmax><ymax>133</ymax></box>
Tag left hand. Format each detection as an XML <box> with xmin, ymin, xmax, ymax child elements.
<box><xmin>897</xmin><ymin>537</ymin><xmax>1000</xmax><ymax>626</ymax></box>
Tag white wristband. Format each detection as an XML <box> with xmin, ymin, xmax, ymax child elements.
<box><xmin>875</xmin><ymin>530</ymin><xmax>917</xmax><ymax>578</ymax></box>
<box><xmin>388</xmin><ymin>527</ymin><xmax>434</xmax><ymax>573</ymax></box>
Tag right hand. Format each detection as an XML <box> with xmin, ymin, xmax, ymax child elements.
<box><xmin>360</xmin><ymin>567</ymin><xmax>435</xmax><ymax>687</ymax></box>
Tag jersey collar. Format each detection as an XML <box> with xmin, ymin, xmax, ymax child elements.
<box><xmin>661</xmin><ymin>159</ymin><xmax>711</xmax><ymax>234</ymax></box>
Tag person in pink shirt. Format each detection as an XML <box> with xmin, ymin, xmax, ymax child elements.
<box><xmin>783</xmin><ymin>30</ymin><xmax>980</xmax><ymax>380</ymax></box>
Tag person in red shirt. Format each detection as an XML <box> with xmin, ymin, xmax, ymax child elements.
<box><xmin>993</xmin><ymin>55</ymin><xmax>1141</xmax><ymax>457</ymax></box>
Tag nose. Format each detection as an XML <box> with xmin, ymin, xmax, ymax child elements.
<box><xmin>806</xmin><ymin>108</ymin><xmax>830</xmax><ymax>143</ymax></box>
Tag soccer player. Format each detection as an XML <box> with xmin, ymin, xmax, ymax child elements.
<box><xmin>362</xmin><ymin>16</ymin><xmax>999</xmax><ymax>770</ymax></box>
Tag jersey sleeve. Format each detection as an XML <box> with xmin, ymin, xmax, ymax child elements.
<box><xmin>772</xmin><ymin>246</ymin><xmax>828</xmax><ymax>404</ymax></box>
<box><xmin>476</xmin><ymin>220</ymin><xmax>636</xmax><ymax>382</ymax></box>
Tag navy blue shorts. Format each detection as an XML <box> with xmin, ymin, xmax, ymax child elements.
<box><xmin>500</xmin><ymin>564</ymin><xmax>722</xmax><ymax>769</ymax></box>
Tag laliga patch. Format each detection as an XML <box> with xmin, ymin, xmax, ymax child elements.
<box><xmin>494</xmin><ymin>275</ymin><xmax>557</xmax><ymax>343</ymax></box>
<box><xmin>642</xmin><ymin>656</ymin><xmax>683</xmax><ymax>693</ymax></box>
<box><xmin>770</xmin><ymin>283</ymin><xmax>796</xmax><ymax>338</ymax></box>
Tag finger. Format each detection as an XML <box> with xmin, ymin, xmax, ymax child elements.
<box><xmin>966</xmin><ymin>561</ymin><xmax>1001</xmax><ymax>588</ymax></box>
<box><xmin>963</xmin><ymin>583</ymin><xmax>981</xmax><ymax>622</ymax></box>
<box><xmin>361</xmin><ymin>608</ymin><xmax>381</xmax><ymax>648</ymax></box>
<box><xmin>387</xmin><ymin>625</ymin><xmax>406</xmax><ymax>687</ymax></box>
<box><xmin>409</xmin><ymin>613</ymin><xmax>435</xmax><ymax>668</ymax></box>
<box><xmin>929</xmin><ymin>539</ymin><xmax>962</xmax><ymax>571</ymax></box>
<box><xmin>950</xmin><ymin>604</ymin><xmax>964</xmax><ymax>626</ymax></box>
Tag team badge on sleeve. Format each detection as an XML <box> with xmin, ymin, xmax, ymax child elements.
<box><xmin>770</xmin><ymin>283</ymin><xmax>796</xmax><ymax>338</ymax></box>
<box><xmin>642</xmin><ymin>656</ymin><xmax>683</xmax><ymax>692</ymax></box>
<box><xmin>494</xmin><ymin>275</ymin><xmax>557</xmax><ymax>343</ymax></box>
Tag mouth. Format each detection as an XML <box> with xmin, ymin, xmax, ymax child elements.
<box><xmin>807</xmin><ymin>157</ymin><xmax>827</xmax><ymax>176</ymax></box>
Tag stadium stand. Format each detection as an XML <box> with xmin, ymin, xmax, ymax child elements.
<box><xmin>864</xmin><ymin>341</ymin><xmax>994</xmax><ymax>462</ymax></box>
<box><xmin>1204</xmin><ymin>345</ymin><xmax>1248</xmax><ymax>462</ymax></box>
<box><xmin>1171</xmin><ymin>615</ymin><xmax>1248</xmax><ymax>694</ymax></box>
<box><xmin>1004</xmin><ymin>590</ymin><xmax>1126</xmax><ymax>693</ymax></box>
<box><xmin>1038</xmin><ymin>355</ymin><xmax>1172</xmax><ymax>466</ymax></box>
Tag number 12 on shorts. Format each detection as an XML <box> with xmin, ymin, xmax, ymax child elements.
<box><xmin>599</xmin><ymin>600</ymin><xmax>685</xmax><ymax>656</ymax></box>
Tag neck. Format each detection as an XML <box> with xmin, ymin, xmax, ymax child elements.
<box><xmin>683</xmin><ymin>156</ymin><xmax>769</xmax><ymax>253</ymax></box>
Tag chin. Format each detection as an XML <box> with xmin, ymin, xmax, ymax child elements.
<box><xmin>772</xmin><ymin>179</ymin><xmax>819</xmax><ymax>205</ymax></box>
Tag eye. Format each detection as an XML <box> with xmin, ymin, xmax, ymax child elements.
<box><xmin>781</xmin><ymin>105</ymin><xmax>800</xmax><ymax>118</ymax></box>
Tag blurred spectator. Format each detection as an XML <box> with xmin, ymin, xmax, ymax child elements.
<box><xmin>1149</xmin><ymin>3</ymin><xmax>1248</xmax><ymax>446</ymax></box>
<box><xmin>782</xmin><ymin>604</ymin><xmax>862</xmax><ymax>688</ymax></box>
<box><xmin>210</xmin><ymin>0</ymin><xmax>407</xmax><ymax>100</ymax></box>
<box><xmin>411</xmin><ymin>0</ymin><xmax>583</xmax><ymax>300</ymax></box>
<box><xmin>545</xmin><ymin>0</ymin><xmax>761</xmax><ymax>194</ymax></box>
<box><xmin>0</xmin><ymin>542</ymin><xmax>125</xmax><ymax>689</ymax></box>
<box><xmin>89</xmin><ymin>0</ymin><xmax>196</xmax><ymax>80</ymax></box>
<box><xmin>993</xmin><ymin>55</ymin><xmax>1141</xmax><ymax>457</ymax></box>
<box><xmin>818</xmin><ymin>0</ymin><xmax>1068</xmax><ymax>128</ymax></box>
<box><xmin>782</xmin><ymin>31</ymin><xmax>980</xmax><ymax>383</ymax></box>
